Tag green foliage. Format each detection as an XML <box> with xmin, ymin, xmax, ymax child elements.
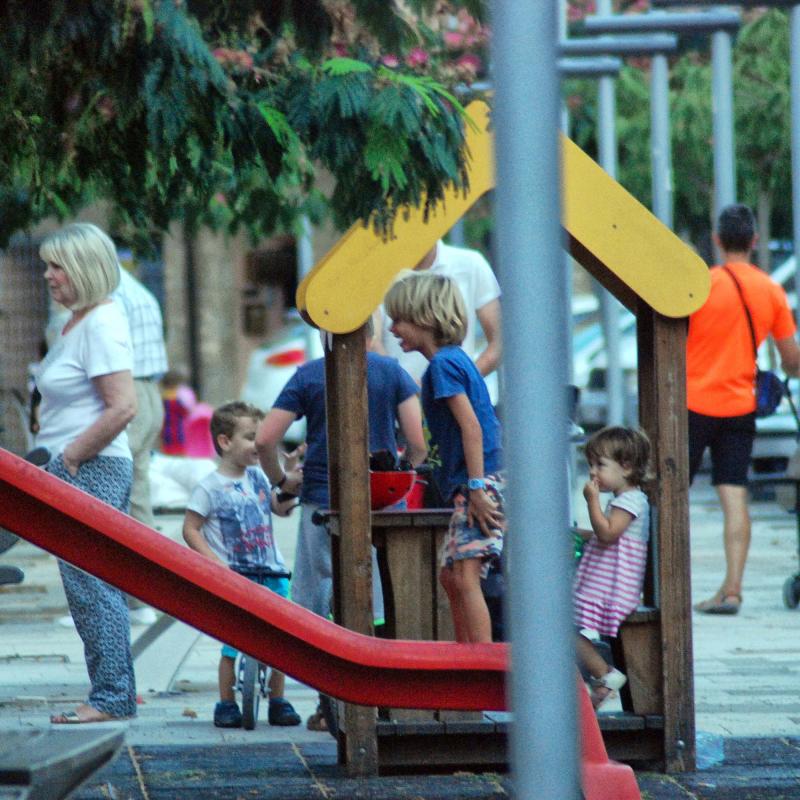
<box><xmin>562</xmin><ymin>9</ymin><xmax>794</xmax><ymax>250</ymax></box>
<box><xmin>734</xmin><ymin>11</ymin><xmax>791</xmax><ymax>202</ymax></box>
<box><xmin>0</xmin><ymin>0</ymin><xmax>480</xmax><ymax>247</ymax></box>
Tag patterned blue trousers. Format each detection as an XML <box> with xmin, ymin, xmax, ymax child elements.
<box><xmin>48</xmin><ymin>454</ymin><xmax>138</xmax><ymax>718</ymax></box>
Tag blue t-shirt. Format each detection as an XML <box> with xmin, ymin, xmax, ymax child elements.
<box><xmin>422</xmin><ymin>345</ymin><xmax>502</xmax><ymax>500</ymax></box>
<box><xmin>273</xmin><ymin>352</ymin><xmax>419</xmax><ymax>506</ymax></box>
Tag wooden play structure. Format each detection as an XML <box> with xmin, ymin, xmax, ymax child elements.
<box><xmin>296</xmin><ymin>100</ymin><xmax>709</xmax><ymax>775</ymax></box>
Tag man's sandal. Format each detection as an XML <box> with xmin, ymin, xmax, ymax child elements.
<box><xmin>589</xmin><ymin>668</ymin><xmax>627</xmax><ymax>710</ymax></box>
<box><xmin>694</xmin><ymin>593</ymin><xmax>742</xmax><ymax>615</ymax></box>
<box><xmin>306</xmin><ymin>707</ymin><xmax>328</xmax><ymax>732</ymax></box>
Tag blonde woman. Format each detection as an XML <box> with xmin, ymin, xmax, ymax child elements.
<box><xmin>36</xmin><ymin>223</ymin><xmax>138</xmax><ymax>723</ymax></box>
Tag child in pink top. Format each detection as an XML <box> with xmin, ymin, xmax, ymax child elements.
<box><xmin>573</xmin><ymin>426</ymin><xmax>651</xmax><ymax>708</ymax></box>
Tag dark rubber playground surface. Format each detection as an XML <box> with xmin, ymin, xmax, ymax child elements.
<box><xmin>72</xmin><ymin>737</ymin><xmax>800</xmax><ymax>799</ymax></box>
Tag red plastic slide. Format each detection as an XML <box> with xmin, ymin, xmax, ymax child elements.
<box><xmin>0</xmin><ymin>449</ymin><xmax>506</xmax><ymax>710</ymax></box>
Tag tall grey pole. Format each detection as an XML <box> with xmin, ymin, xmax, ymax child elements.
<box><xmin>596</xmin><ymin>0</ymin><xmax>625</xmax><ymax>426</ymax></box>
<box><xmin>711</xmin><ymin>29</ymin><xmax>736</xmax><ymax>217</ymax></box>
<box><xmin>791</xmin><ymin>7</ymin><xmax>800</xmax><ymax>326</ymax></box>
<box><xmin>493</xmin><ymin>1</ymin><xmax>577</xmax><ymax>798</ymax></box>
<box><xmin>650</xmin><ymin>53</ymin><xmax>674</xmax><ymax>227</ymax></box>
<box><xmin>297</xmin><ymin>215</ymin><xmax>318</xmax><ymax>355</ymax></box>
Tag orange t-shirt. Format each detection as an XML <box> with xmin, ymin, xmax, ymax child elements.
<box><xmin>687</xmin><ymin>262</ymin><xmax>796</xmax><ymax>417</ymax></box>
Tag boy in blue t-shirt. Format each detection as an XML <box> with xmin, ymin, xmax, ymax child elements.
<box><xmin>183</xmin><ymin>401</ymin><xmax>301</xmax><ymax>729</ymax></box>
<box><xmin>384</xmin><ymin>272</ymin><xmax>505</xmax><ymax>644</ymax></box>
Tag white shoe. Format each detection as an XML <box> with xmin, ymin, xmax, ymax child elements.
<box><xmin>590</xmin><ymin>667</ymin><xmax>627</xmax><ymax>709</ymax></box>
<box><xmin>128</xmin><ymin>607</ymin><xmax>158</xmax><ymax>626</ymax></box>
<box><xmin>57</xmin><ymin>615</ymin><xmax>76</xmax><ymax>628</ymax></box>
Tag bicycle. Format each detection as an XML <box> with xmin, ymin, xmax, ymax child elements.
<box><xmin>232</xmin><ymin>565</ymin><xmax>293</xmax><ymax>730</ymax></box>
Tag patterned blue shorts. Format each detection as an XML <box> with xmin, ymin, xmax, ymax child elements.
<box><xmin>221</xmin><ymin>575</ymin><xmax>290</xmax><ymax>658</ymax></box>
<box><xmin>440</xmin><ymin>474</ymin><xmax>506</xmax><ymax>579</ymax></box>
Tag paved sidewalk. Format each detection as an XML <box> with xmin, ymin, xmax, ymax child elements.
<box><xmin>2</xmin><ymin>473</ymin><xmax>800</xmax><ymax>797</ymax></box>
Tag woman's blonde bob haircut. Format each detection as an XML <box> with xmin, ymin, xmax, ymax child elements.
<box><xmin>384</xmin><ymin>271</ymin><xmax>468</xmax><ymax>346</ymax></box>
<box><xmin>39</xmin><ymin>223</ymin><xmax>121</xmax><ymax>310</ymax></box>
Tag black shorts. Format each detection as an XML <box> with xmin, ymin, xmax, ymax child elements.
<box><xmin>688</xmin><ymin>410</ymin><xmax>756</xmax><ymax>487</ymax></box>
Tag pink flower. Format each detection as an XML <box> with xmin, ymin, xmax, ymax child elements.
<box><xmin>443</xmin><ymin>31</ymin><xmax>464</xmax><ymax>48</ymax></box>
<box><xmin>406</xmin><ymin>47</ymin><xmax>429</xmax><ymax>68</ymax></box>
<box><xmin>456</xmin><ymin>53</ymin><xmax>482</xmax><ymax>74</ymax></box>
<box><xmin>381</xmin><ymin>54</ymin><xmax>400</xmax><ymax>68</ymax></box>
<box><xmin>333</xmin><ymin>42</ymin><xmax>348</xmax><ymax>56</ymax></box>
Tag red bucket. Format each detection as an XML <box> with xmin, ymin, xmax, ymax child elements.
<box><xmin>369</xmin><ymin>470</ymin><xmax>416</xmax><ymax>510</ymax></box>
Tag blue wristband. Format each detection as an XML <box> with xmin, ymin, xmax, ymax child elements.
<box><xmin>467</xmin><ymin>478</ymin><xmax>486</xmax><ymax>491</ymax></box>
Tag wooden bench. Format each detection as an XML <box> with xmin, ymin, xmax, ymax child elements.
<box><xmin>325</xmin><ymin>505</ymin><xmax>671</xmax><ymax>769</ymax></box>
<box><xmin>610</xmin><ymin>507</ymin><xmax>663</xmax><ymax>717</ymax></box>
<box><xmin>0</xmin><ymin>728</ymin><xmax>124</xmax><ymax>800</ymax></box>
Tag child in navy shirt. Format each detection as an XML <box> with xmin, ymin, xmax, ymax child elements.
<box><xmin>384</xmin><ymin>272</ymin><xmax>505</xmax><ymax>643</ymax></box>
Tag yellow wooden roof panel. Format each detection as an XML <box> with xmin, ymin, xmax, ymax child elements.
<box><xmin>298</xmin><ymin>101</ymin><xmax>709</xmax><ymax>332</ymax></box>
<box><xmin>561</xmin><ymin>135</ymin><xmax>709</xmax><ymax>317</ymax></box>
<box><xmin>300</xmin><ymin>102</ymin><xmax>494</xmax><ymax>331</ymax></box>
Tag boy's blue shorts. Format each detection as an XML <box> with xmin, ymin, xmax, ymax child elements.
<box><xmin>220</xmin><ymin>576</ymin><xmax>290</xmax><ymax>659</ymax></box>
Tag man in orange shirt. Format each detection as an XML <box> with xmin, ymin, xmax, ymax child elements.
<box><xmin>688</xmin><ymin>204</ymin><xmax>800</xmax><ymax>615</ymax></box>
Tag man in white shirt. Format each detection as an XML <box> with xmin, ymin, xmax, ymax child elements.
<box><xmin>113</xmin><ymin>268</ymin><xmax>169</xmax><ymax>625</ymax></box>
<box><xmin>376</xmin><ymin>240</ymin><xmax>503</xmax><ymax>404</ymax></box>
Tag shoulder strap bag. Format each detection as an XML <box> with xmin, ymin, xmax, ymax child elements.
<box><xmin>722</xmin><ymin>265</ymin><xmax>786</xmax><ymax>418</ymax></box>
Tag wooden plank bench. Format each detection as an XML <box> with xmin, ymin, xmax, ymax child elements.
<box><xmin>0</xmin><ymin>728</ymin><xmax>124</xmax><ymax>800</ymax></box>
<box><xmin>327</xmin><ymin>506</ymin><xmax>669</xmax><ymax>769</ymax></box>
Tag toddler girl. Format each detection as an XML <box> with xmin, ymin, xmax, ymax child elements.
<box><xmin>574</xmin><ymin>425</ymin><xmax>651</xmax><ymax>708</ymax></box>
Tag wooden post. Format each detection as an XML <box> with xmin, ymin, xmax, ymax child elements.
<box><xmin>324</xmin><ymin>326</ymin><xmax>378</xmax><ymax>776</ymax></box>
<box><xmin>636</xmin><ymin>307</ymin><xmax>695</xmax><ymax>772</ymax></box>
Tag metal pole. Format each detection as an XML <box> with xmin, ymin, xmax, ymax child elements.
<box><xmin>650</xmin><ymin>53</ymin><xmax>674</xmax><ymax>227</ymax></box>
<box><xmin>791</xmin><ymin>7</ymin><xmax>800</xmax><ymax>326</ymax></box>
<box><xmin>711</xmin><ymin>29</ymin><xmax>736</xmax><ymax>218</ymax></box>
<box><xmin>493</xmin><ymin>0</ymin><xmax>577</xmax><ymax>798</ymax></box>
<box><xmin>596</xmin><ymin>0</ymin><xmax>625</xmax><ymax>426</ymax></box>
<box><xmin>296</xmin><ymin>215</ymin><xmax>319</xmax><ymax>357</ymax></box>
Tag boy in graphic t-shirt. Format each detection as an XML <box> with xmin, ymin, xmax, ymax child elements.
<box><xmin>183</xmin><ymin>401</ymin><xmax>301</xmax><ymax>729</ymax></box>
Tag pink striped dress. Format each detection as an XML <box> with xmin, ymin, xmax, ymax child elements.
<box><xmin>573</xmin><ymin>488</ymin><xmax>649</xmax><ymax>638</ymax></box>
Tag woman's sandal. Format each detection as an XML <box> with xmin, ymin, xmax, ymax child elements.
<box><xmin>50</xmin><ymin>705</ymin><xmax>126</xmax><ymax>724</ymax></box>
<box><xmin>694</xmin><ymin>593</ymin><xmax>742</xmax><ymax>615</ymax></box>
<box><xmin>589</xmin><ymin>668</ymin><xmax>627</xmax><ymax>710</ymax></box>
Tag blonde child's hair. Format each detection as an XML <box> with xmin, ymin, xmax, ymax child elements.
<box><xmin>210</xmin><ymin>401</ymin><xmax>264</xmax><ymax>456</ymax></box>
<box><xmin>384</xmin><ymin>271</ymin><xmax>467</xmax><ymax>346</ymax></box>
<box><xmin>39</xmin><ymin>223</ymin><xmax>121</xmax><ymax>310</ymax></box>
<box><xmin>584</xmin><ymin>426</ymin><xmax>652</xmax><ymax>486</ymax></box>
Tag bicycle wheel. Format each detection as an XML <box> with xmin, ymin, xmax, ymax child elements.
<box><xmin>240</xmin><ymin>655</ymin><xmax>261</xmax><ymax>730</ymax></box>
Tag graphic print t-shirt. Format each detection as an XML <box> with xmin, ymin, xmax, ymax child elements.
<box><xmin>187</xmin><ymin>466</ymin><xmax>287</xmax><ymax>572</ymax></box>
